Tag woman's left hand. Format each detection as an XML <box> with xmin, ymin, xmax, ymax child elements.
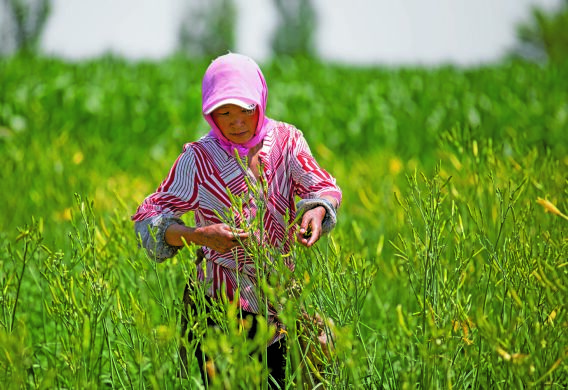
<box><xmin>297</xmin><ymin>206</ymin><xmax>326</xmax><ymax>247</ymax></box>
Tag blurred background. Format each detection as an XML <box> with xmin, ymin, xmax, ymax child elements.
<box><xmin>1</xmin><ymin>0</ymin><xmax>567</xmax><ymax>65</ymax></box>
<box><xmin>1</xmin><ymin>3</ymin><xmax>567</xmax><ymax>388</ymax></box>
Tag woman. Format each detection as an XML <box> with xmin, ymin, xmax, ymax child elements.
<box><xmin>132</xmin><ymin>53</ymin><xmax>341</xmax><ymax>387</ymax></box>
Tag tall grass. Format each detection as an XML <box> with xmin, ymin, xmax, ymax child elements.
<box><xmin>0</xmin><ymin>55</ymin><xmax>567</xmax><ymax>388</ymax></box>
<box><xmin>0</xmin><ymin>191</ymin><xmax>380</xmax><ymax>388</ymax></box>
<box><xmin>386</xmin><ymin>130</ymin><xmax>567</xmax><ymax>388</ymax></box>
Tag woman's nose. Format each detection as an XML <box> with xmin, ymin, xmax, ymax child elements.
<box><xmin>231</xmin><ymin>114</ymin><xmax>245</xmax><ymax>125</ymax></box>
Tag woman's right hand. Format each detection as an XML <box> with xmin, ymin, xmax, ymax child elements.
<box><xmin>194</xmin><ymin>223</ymin><xmax>250</xmax><ymax>253</ymax></box>
<box><xmin>165</xmin><ymin>222</ymin><xmax>249</xmax><ymax>254</ymax></box>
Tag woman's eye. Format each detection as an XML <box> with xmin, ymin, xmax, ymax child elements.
<box><xmin>243</xmin><ymin>109</ymin><xmax>255</xmax><ymax>116</ymax></box>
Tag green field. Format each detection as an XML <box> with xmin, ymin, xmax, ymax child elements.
<box><xmin>0</xmin><ymin>55</ymin><xmax>567</xmax><ymax>389</ymax></box>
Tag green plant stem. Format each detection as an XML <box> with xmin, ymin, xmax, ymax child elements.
<box><xmin>10</xmin><ymin>240</ymin><xmax>28</xmax><ymax>333</ymax></box>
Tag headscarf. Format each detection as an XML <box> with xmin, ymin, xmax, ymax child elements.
<box><xmin>202</xmin><ymin>53</ymin><xmax>271</xmax><ymax>157</ymax></box>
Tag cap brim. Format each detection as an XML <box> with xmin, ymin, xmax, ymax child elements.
<box><xmin>204</xmin><ymin>98</ymin><xmax>256</xmax><ymax>115</ymax></box>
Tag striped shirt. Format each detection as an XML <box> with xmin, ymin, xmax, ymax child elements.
<box><xmin>132</xmin><ymin>121</ymin><xmax>342</xmax><ymax>342</ymax></box>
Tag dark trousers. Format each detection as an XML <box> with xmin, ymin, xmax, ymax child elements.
<box><xmin>180</xmin><ymin>283</ymin><xmax>287</xmax><ymax>388</ymax></box>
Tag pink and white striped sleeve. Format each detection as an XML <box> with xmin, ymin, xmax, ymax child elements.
<box><xmin>132</xmin><ymin>144</ymin><xmax>200</xmax><ymax>261</ymax></box>
<box><xmin>289</xmin><ymin>128</ymin><xmax>342</xmax><ymax>206</ymax></box>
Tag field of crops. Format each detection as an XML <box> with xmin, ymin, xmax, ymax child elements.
<box><xmin>0</xmin><ymin>54</ymin><xmax>567</xmax><ymax>389</ymax></box>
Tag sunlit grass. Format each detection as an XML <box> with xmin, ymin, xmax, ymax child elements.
<box><xmin>0</xmin><ymin>55</ymin><xmax>567</xmax><ymax>388</ymax></box>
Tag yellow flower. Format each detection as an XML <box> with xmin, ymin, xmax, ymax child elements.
<box><xmin>536</xmin><ymin>198</ymin><xmax>568</xmax><ymax>221</ymax></box>
<box><xmin>496</xmin><ymin>346</ymin><xmax>511</xmax><ymax>361</ymax></box>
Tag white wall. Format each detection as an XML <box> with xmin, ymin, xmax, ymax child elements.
<box><xmin>40</xmin><ymin>0</ymin><xmax>562</xmax><ymax>65</ymax></box>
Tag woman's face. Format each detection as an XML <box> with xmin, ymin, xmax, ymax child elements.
<box><xmin>211</xmin><ymin>104</ymin><xmax>259</xmax><ymax>144</ymax></box>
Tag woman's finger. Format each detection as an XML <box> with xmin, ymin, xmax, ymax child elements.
<box><xmin>305</xmin><ymin>221</ymin><xmax>321</xmax><ymax>246</ymax></box>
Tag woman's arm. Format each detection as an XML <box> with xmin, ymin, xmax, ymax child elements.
<box><xmin>287</xmin><ymin>128</ymin><xmax>342</xmax><ymax>246</ymax></box>
<box><xmin>132</xmin><ymin>146</ymin><xmax>200</xmax><ymax>261</ymax></box>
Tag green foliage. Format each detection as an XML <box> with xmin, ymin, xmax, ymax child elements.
<box><xmin>0</xmin><ymin>55</ymin><xmax>567</xmax><ymax>388</ymax></box>
<box><xmin>391</xmin><ymin>154</ymin><xmax>567</xmax><ymax>388</ymax></box>
<box><xmin>515</xmin><ymin>0</ymin><xmax>568</xmax><ymax>64</ymax></box>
